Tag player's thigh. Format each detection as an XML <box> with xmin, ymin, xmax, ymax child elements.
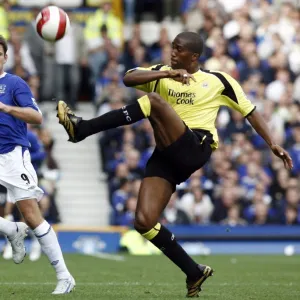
<box><xmin>162</xmin><ymin>128</ymin><xmax>213</xmax><ymax>174</ymax></box>
<box><xmin>146</xmin><ymin>129</ymin><xmax>212</xmax><ymax>186</ymax></box>
<box><xmin>0</xmin><ymin>147</ymin><xmax>43</xmax><ymax>203</ymax></box>
<box><xmin>17</xmin><ymin>198</ymin><xmax>44</xmax><ymax>228</ymax></box>
<box><xmin>148</xmin><ymin>92</ymin><xmax>186</xmax><ymax>148</ymax></box>
<box><xmin>135</xmin><ymin>176</ymin><xmax>174</xmax><ymax>230</ymax></box>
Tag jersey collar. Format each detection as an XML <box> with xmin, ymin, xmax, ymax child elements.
<box><xmin>192</xmin><ymin>69</ymin><xmax>201</xmax><ymax>75</ymax></box>
<box><xmin>0</xmin><ymin>72</ymin><xmax>7</xmax><ymax>79</ymax></box>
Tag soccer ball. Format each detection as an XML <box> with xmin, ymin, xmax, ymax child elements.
<box><xmin>35</xmin><ymin>6</ymin><xmax>70</xmax><ymax>42</ymax></box>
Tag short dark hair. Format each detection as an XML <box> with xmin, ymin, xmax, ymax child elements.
<box><xmin>0</xmin><ymin>35</ymin><xmax>8</xmax><ymax>54</ymax></box>
<box><xmin>177</xmin><ymin>32</ymin><xmax>204</xmax><ymax>56</ymax></box>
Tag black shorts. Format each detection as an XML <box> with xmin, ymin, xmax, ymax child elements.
<box><xmin>144</xmin><ymin>126</ymin><xmax>213</xmax><ymax>190</ymax></box>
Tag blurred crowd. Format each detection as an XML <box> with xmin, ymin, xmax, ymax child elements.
<box><xmin>0</xmin><ymin>0</ymin><xmax>300</xmax><ymax>227</ymax></box>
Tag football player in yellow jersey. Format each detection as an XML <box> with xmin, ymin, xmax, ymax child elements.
<box><xmin>57</xmin><ymin>32</ymin><xmax>293</xmax><ymax>297</ymax></box>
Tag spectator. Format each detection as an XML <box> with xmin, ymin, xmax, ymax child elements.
<box><xmin>285</xmin><ymin>187</ymin><xmax>300</xmax><ymax>210</ymax></box>
<box><xmin>55</xmin><ymin>13</ymin><xmax>87</xmax><ymax>111</ymax></box>
<box><xmin>161</xmin><ymin>192</ymin><xmax>190</xmax><ymax>225</ymax></box>
<box><xmin>111</xmin><ymin>178</ymin><xmax>131</xmax><ymax>224</ymax></box>
<box><xmin>134</xmin><ymin>0</ymin><xmax>164</xmax><ymax>23</ymax></box>
<box><xmin>109</xmin><ymin>163</ymin><xmax>129</xmax><ymax>195</ymax></box>
<box><xmin>5</xmin><ymin>26</ymin><xmax>37</xmax><ymax>77</ymax></box>
<box><xmin>122</xmin><ymin>24</ymin><xmax>150</xmax><ymax>71</ymax></box>
<box><xmin>251</xmin><ymin>202</ymin><xmax>273</xmax><ymax>225</ymax></box>
<box><xmin>220</xmin><ymin>204</ymin><xmax>247</xmax><ymax>226</ymax></box>
<box><xmin>288</xmin><ymin>124</ymin><xmax>300</xmax><ymax>175</ymax></box>
<box><xmin>282</xmin><ymin>205</ymin><xmax>300</xmax><ymax>225</ymax></box>
<box><xmin>269</xmin><ymin>168</ymin><xmax>289</xmax><ymax>210</ymax></box>
<box><xmin>204</xmin><ymin>38</ymin><xmax>238</xmax><ymax>78</ymax></box>
<box><xmin>27</xmin><ymin>125</ymin><xmax>46</xmax><ymax>175</ymax></box>
<box><xmin>84</xmin><ymin>0</ymin><xmax>122</xmax><ymax>90</ymax></box>
<box><xmin>23</xmin><ymin>7</ymin><xmax>44</xmax><ymax>98</ymax></box>
<box><xmin>182</xmin><ymin>0</ymin><xmax>204</xmax><ymax>33</ymax></box>
<box><xmin>212</xmin><ymin>187</ymin><xmax>240</xmax><ymax>223</ymax></box>
<box><xmin>118</xmin><ymin>196</ymin><xmax>137</xmax><ymax>226</ymax></box>
<box><xmin>0</xmin><ymin>0</ymin><xmax>10</xmax><ymax>39</ymax></box>
<box><xmin>179</xmin><ymin>179</ymin><xmax>213</xmax><ymax>224</ymax></box>
<box><xmin>224</xmin><ymin>110</ymin><xmax>252</xmax><ymax>142</ymax></box>
<box><xmin>148</xmin><ymin>27</ymin><xmax>170</xmax><ymax>63</ymax></box>
<box><xmin>124</xmin><ymin>148</ymin><xmax>144</xmax><ymax>179</ymax></box>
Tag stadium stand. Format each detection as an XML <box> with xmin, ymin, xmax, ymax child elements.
<box><xmin>0</xmin><ymin>0</ymin><xmax>299</xmax><ymax>230</ymax></box>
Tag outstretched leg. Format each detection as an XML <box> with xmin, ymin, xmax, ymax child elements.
<box><xmin>56</xmin><ymin>92</ymin><xmax>185</xmax><ymax>144</ymax></box>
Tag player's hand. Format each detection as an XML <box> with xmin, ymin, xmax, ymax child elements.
<box><xmin>270</xmin><ymin>144</ymin><xmax>293</xmax><ymax>170</ymax></box>
<box><xmin>168</xmin><ymin>69</ymin><xmax>196</xmax><ymax>85</ymax></box>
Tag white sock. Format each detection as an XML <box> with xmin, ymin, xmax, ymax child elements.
<box><xmin>0</xmin><ymin>217</ymin><xmax>17</xmax><ymax>237</ymax></box>
<box><xmin>33</xmin><ymin>220</ymin><xmax>71</xmax><ymax>280</ymax></box>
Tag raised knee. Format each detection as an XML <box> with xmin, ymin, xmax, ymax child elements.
<box><xmin>148</xmin><ymin>92</ymin><xmax>167</xmax><ymax>111</ymax></box>
<box><xmin>134</xmin><ymin>211</ymin><xmax>156</xmax><ymax>234</ymax></box>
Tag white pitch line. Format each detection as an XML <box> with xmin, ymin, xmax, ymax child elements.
<box><xmin>0</xmin><ymin>282</ymin><xmax>295</xmax><ymax>287</ymax></box>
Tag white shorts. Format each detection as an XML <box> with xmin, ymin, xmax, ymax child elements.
<box><xmin>0</xmin><ymin>146</ymin><xmax>44</xmax><ymax>203</ymax></box>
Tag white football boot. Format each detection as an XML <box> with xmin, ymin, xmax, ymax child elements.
<box><xmin>52</xmin><ymin>276</ymin><xmax>75</xmax><ymax>294</ymax></box>
<box><xmin>7</xmin><ymin>222</ymin><xmax>28</xmax><ymax>264</ymax></box>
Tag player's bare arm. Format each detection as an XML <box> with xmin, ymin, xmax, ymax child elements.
<box><xmin>0</xmin><ymin>102</ymin><xmax>42</xmax><ymax>125</ymax></box>
<box><xmin>123</xmin><ymin>69</ymin><xmax>195</xmax><ymax>87</ymax></box>
<box><xmin>247</xmin><ymin>110</ymin><xmax>293</xmax><ymax>169</ymax></box>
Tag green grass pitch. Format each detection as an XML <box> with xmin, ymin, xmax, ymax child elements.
<box><xmin>0</xmin><ymin>254</ymin><xmax>299</xmax><ymax>299</ymax></box>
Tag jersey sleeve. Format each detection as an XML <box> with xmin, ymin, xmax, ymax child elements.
<box><xmin>219</xmin><ymin>72</ymin><xmax>255</xmax><ymax>117</ymax></box>
<box><xmin>125</xmin><ymin>64</ymin><xmax>165</xmax><ymax>93</ymax></box>
<box><xmin>13</xmin><ymin>77</ymin><xmax>42</xmax><ymax>113</ymax></box>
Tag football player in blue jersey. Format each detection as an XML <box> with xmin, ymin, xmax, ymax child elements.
<box><xmin>2</xmin><ymin>125</ymin><xmax>49</xmax><ymax>262</ymax></box>
<box><xmin>0</xmin><ymin>36</ymin><xmax>75</xmax><ymax>294</ymax></box>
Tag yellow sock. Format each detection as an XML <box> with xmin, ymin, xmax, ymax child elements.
<box><xmin>142</xmin><ymin>223</ymin><xmax>161</xmax><ymax>241</ymax></box>
<box><xmin>138</xmin><ymin>95</ymin><xmax>151</xmax><ymax>117</ymax></box>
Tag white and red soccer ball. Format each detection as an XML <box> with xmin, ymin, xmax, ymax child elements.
<box><xmin>36</xmin><ymin>6</ymin><xmax>70</xmax><ymax>42</ymax></box>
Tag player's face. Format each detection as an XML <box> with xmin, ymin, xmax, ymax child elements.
<box><xmin>171</xmin><ymin>37</ymin><xmax>194</xmax><ymax>70</ymax></box>
<box><xmin>102</xmin><ymin>3</ymin><xmax>112</xmax><ymax>13</ymax></box>
<box><xmin>0</xmin><ymin>45</ymin><xmax>7</xmax><ymax>72</ymax></box>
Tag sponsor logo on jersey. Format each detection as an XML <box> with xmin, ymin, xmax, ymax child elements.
<box><xmin>0</xmin><ymin>84</ymin><xmax>6</xmax><ymax>94</ymax></box>
<box><xmin>168</xmin><ymin>89</ymin><xmax>196</xmax><ymax>105</ymax></box>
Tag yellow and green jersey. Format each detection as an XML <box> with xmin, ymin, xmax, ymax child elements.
<box><xmin>127</xmin><ymin>65</ymin><xmax>255</xmax><ymax>149</ymax></box>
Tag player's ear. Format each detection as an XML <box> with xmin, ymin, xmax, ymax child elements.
<box><xmin>191</xmin><ymin>53</ymin><xmax>199</xmax><ymax>62</ymax></box>
<box><xmin>4</xmin><ymin>54</ymin><xmax>7</xmax><ymax>63</ymax></box>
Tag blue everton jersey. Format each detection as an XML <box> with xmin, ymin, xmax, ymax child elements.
<box><xmin>0</xmin><ymin>72</ymin><xmax>41</xmax><ymax>154</ymax></box>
